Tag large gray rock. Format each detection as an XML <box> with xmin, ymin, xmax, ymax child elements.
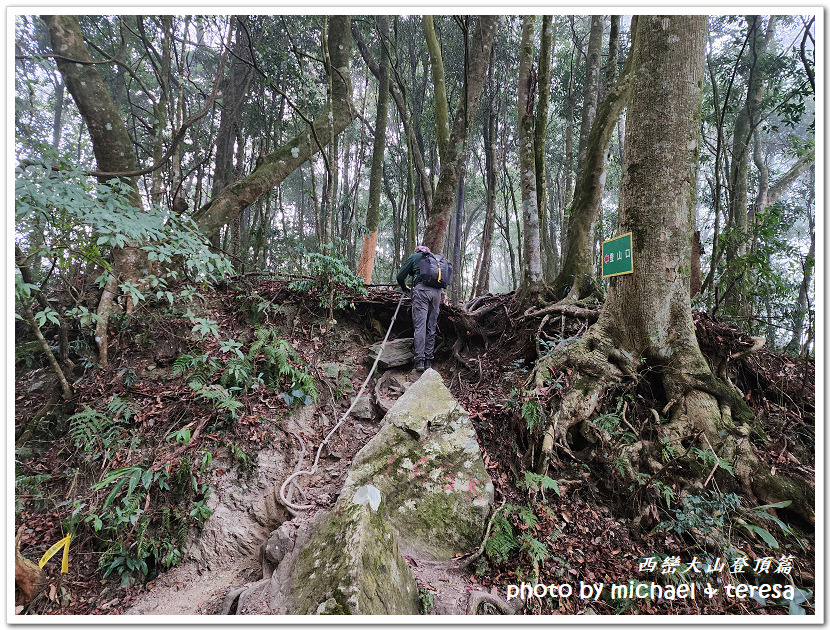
<box><xmin>342</xmin><ymin>369</ymin><xmax>494</xmax><ymax>561</ymax></box>
<box><xmin>367</xmin><ymin>338</ymin><xmax>414</xmax><ymax>369</ymax></box>
<box><xmin>283</xmin><ymin>494</ymin><xmax>419</xmax><ymax>614</ymax></box>
<box><xmin>246</xmin><ymin>369</ymin><xmax>492</xmax><ymax>615</ymax></box>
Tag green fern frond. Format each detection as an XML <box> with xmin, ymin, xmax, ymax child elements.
<box><xmin>172</xmin><ymin>354</ymin><xmax>195</xmax><ymax>376</ymax></box>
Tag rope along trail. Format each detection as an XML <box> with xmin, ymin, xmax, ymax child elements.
<box><xmin>279</xmin><ymin>292</ymin><xmax>406</xmax><ymax>511</ymax></box>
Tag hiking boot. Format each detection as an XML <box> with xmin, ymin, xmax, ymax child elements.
<box><xmin>424</xmin><ymin>360</ymin><xmax>432</xmax><ymax>370</ymax></box>
<box><xmin>414</xmin><ymin>359</ymin><xmax>425</xmax><ymax>372</ymax></box>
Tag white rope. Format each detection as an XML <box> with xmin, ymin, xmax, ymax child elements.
<box><xmin>279</xmin><ymin>292</ymin><xmax>407</xmax><ymax>511</ymax></box>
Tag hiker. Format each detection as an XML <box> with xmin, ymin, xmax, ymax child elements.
<box><xmin>396</xmin><ymin>245</ymin><xmax>446</xmax><ymax>373</ymax></box>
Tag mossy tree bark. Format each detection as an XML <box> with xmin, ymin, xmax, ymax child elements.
<box><xmin>422</xmin><ymin>16</ymin><xmax>498</xmax><ymax>254</ymax></box>
<box><xmin>533</xmin><ymin>15</ymin><xmax>813</xmax><ymax>523</ymax></box>
<box><xmin>42</xmin><ymin>14</ymin><xmax>148</xmax><ymax>367</ymax></box>
<box><xmin>535</xmin><ymin>16</ymin><xmax>555</xmax><ymax>282</ymax></box>
<box><xmin>574</xmin><ymin>15</ymin><xmax>604</xmax><ymax>194</ymax></box>
<box><xmin>357</xmin><ymin>15</ymin><xmax>390</xmax><ymax>284</ymax></box>
<box><xmin>549</xmin><ymin>17</ymin><xmax>637</xmax><ymax>301</ymax></box>
<box><xmin>193</xmin><ymin>15</ymin><xmax>355</xmax><ymax>240</ymax></box>
<box><xmin>423</xmin><ymin>16</ymin><xmax>450</xmax><ymax>162</ymax></box>
<box><xmin>518</xmin><ymin>16</ymin><xmax>543</xmax><ymax>292</ymax></box>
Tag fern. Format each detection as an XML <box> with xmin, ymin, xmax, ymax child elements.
<box><xmin>194</xmin><ymin>383</ymin><xmax>243</xmax><ymax>417</ymax></box>
<box><xmin>108</xmin><ymin>394</ymin><xmax>139</xmax><ymax>422</ymax></box>
<box><xmin>517</xmin><ymin>504</ymin><xmax>539</xmax><ymax>529</ymax></box>
<box><xmin>68</xmin><ymin>406</ymin><xmax>108</xmax><ymax>450</ymax></box>
<box><xmin>519</xmin><ymin>533</ymin><xmax>551</xmax><ymax>565</ymax></box>
<box><xmin>485</xmin><ymin>506</ymin><xmax>519</xmax><ymax>564</ymax></box>
<box><xmin>172</xmin><ymin>353</ymin><xmax>196</xmax><ymax>376</ymax></box>
<box><xmin>221</xmin><ymin>357</ymin><xmax>253</xmax><ymax>389</ymax></box>
<box><xmin>523</xmin><ymin>471</ymin><xmax>561</xmax><ymax>497</ymax></box>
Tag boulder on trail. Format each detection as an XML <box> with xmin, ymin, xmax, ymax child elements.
<box><xmin>342</xmin><ymin>368</ymin><xmax>494</xmax><ymax>560</ymax></box>
<box><xmin>239</xmin><ymin>368</ymin><xmax>493</xmax><ymax>614</ymax></box>
<box><xmin>367</xmin><ymin>337</ymin><xmax>414</xmax><ymax>369</ymax></box>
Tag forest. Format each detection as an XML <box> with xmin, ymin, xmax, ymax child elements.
<box><xmin>13</xmin><ymin>14</ymin><xmax>816</xmax><ymax>617</ymax></box>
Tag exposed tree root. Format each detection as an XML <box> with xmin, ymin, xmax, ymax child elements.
<box><xmin>466</xmin><ymin>590</ymin><xmax>522</xmax><ymax>615</ymax></box>
<box><xmin>531</xmin><ymin>318</ymin><xmax>815</xmax><ymax>525</ymax></box>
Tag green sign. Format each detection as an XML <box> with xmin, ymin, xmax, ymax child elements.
<box><xmin>602</xmin><ymin>232</ymin><xmax>633</xmax><ymax>277</ymax></box>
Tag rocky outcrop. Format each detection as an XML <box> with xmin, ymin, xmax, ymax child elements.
<box><xmin>343</xmin><ymin>369</ymin><xmax>494</xmax><ymax>560</ymax></box>
<box><xmin>236</xmin><ymin>368</ymin><xmax>493</xmax><ymax>615</ymax></box>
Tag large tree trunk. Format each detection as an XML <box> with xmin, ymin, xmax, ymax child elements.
<box><xmin>42</xmin><ymin>14</ymin><xmax>148</xmax><ymax>367</ymax></box>
<box><xmin>550</xmin><ymin>17</ymin><xmax>637</xmax><ymax>301</ymax></box>
<box><xmin>518</xmin><ymin>16</ymin><xmax>542</xmax><ymax>292</ymax></box>
<box><xmin>422</xmin><ymin>16</ymin><xmax>498</xmax><ymax>254</ymax></box>
<box><xmin>423</xmin><ymin>15</ymin><xmax>450</xmax><ymax>162</ymax></box>
<box><xmin>574</xmin><ymin>15</ymin><xmax>604</xmax><ymax>194</ymax></box>
<box><xmin>357</xmin><ymin>15</ymin><xmax>390</xmax><ymax>284</ymax></box>
<box><xmin>532</xmin><ymin>15</ymin><xmax>813</xmax><ymax>524</ymax></box>
<box><xmin>194</xmin><ymin>15</ymin><xmax>354</xmax><ymax>239</ymax></box>
<box><xmin>535</xmin><ymin>16</ymin><xmax>555</xmax><ymax>282</ymax></box>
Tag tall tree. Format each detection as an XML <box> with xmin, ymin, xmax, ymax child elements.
<box><xmin>356</xmin><ymin>15</ymin><xmax>390</xmax><ymax>284</ymax></box>
<box><xmin>517</xmin><ymin>15</ymin><xmax>542</xmax><ymax>291</ymax></box>
<box><xmin>535</xmin><ymin>16</ymin><xmax>555</xmax><ymax>281</ymax></box>
<box><xmin>573</xmin><ymin>15</ymin><xmax>603</xmax><ymax>194</ymax></box>
<box><xmin>42</xmin><ymin>14</ymin><xmax>159</xmax><ymax>366</ymax></box>
<box><xmin>422</xmin><ymin>15</ymin><xmax>498</xmax><ymax>255</ymax></box>
<box><xmin>423</xmin><ymin>15</ymin><xmax>450</xmax><ymax>162</ymax></box>
<box><xmin>532</xmin><ymin>15</ymin><xmax>812</xmax><ymax>522</ymax></box>
<box><xmin>549</xmin><ymin>17</ymin><xmax>637</xmax><ymax>300</ymax></box>
<box><xmin>193</xmin><ymin>15</ymin><xmax>355</xmax><ymax>239</ymax></box>
<box><xmin>470</xmin><ymin>46</ymin><xmax>499</xmax><ymax>298</ymax></box>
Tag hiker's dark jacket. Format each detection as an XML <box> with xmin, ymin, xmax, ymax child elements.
<box><xmin>396</xmin><ymin>252</ymin><xmax>424</xmax><ymax>290</ymax></box>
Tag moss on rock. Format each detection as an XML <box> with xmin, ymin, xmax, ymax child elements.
<box><xmin>287</xmin><ymin>499</ymin><xmax>419</xmax><ymax>614</ymax></box>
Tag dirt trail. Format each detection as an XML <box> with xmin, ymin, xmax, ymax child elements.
<box><xmin>124</xmin><ymin>395</ymin><xmax>384</xmax><ymax>616</ymax></box>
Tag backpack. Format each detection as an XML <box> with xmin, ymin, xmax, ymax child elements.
<box><xmin>419</xmin><ymin>252</ymin><xmax>452</xmax><ymax>289</ymax></box>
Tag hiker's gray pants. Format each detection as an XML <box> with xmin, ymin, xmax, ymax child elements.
<box><xmin>412</xmin><ymin>283</ymin><xmax>442</xmax><ymax>361</ymax></box>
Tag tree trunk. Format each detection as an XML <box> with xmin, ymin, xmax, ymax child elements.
<box><xmin>574</xmin><ymin>15</ymin><xmax>604</xmax><ymax>194</ymax></box>
<box><xmin>42</xmin><ymin>14</ymin><xmax>147</xmax><ymax>367</ymax></box>
<box><xmin>785</xmin><ymin>168</ymin><xmax>815</xmax><ymax>355</ymax></box>
<box><xmin>533</xmin><ymin>15</ymin><xmax>813</xmax><ymax>524</ymax></box>
<box><xmin>451</xmin><ymin>168</ymin><xmax>465</xmax><ymax>303</ymax></box>
<box><xmin>723</xmin><ymin>16</ymin><xmax>776</xmax><ymax>312</ymax></box>
<box><xmin>518</xmin><ymin>16</ymin><xmax>542</xmax><ymax>292</ymax></box>
<box><xmin>535</xmin><ymin>16</ymin><xmax>555</xmax><ymax>282</ymax></box>
<box><xmin>357</xmin><ymin>16</ymin><xmax>390</xmax><ymax>284</ymax></box>
<box><xmin>550</xmin><ymin>17</ymin><xmax>637</xmax><ymax>301</ymax></box>
<box><xmin>352</xmin><ymin>20</ymin><xmax>433</xmax><ymax>215</ymax></box>
<box><xmin>422</xmin><ymin>16</ymin><xmax>498</xmax><ymax>253</ymax></box>
<box><xmin>194</xmin><ymin>15</ymin><xmax>354</xmax><ymax>240</ymax></box>
<box><xmin>423</xmin><ymin>15</ymin><xmax>450</xmax><ymax>161</ymax></box>
<box><xmin>473</xmin><ymin>67</ymin><xmax>499</xmax><ymax>298</ymax></box>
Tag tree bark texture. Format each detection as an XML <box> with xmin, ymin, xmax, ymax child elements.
<box><xmin>551</xmin><ymin>16</ymin><xmax>637</xmax><ymax>301</ymax></box>
<box><xmin>423</xmin><ymin>15</ymin><xmax>450</xmax><ymax>161</ymax></box>
<box><xmin>357</xmin><ymin>15</ymin><xmax>390</xmax><ymax>284</ymax></box>
<box><xmin>42</xmin><ymin>14</ymin><xmax>147</xmax><ymax>367</ymax></box>
<box><xmin>574</xmin><ymin>15</ymin><xmax>604</xmax><ymax>194</ymax></box>
<box><xmin>535</xmin><ymin>16</ymin><xmax>555</xmax><ymax>281</ymax></box>
<box><xmin>422</xmin><ymin>16</ymin><xmax>498</xmax><ymax>254</ymax></box>
<box><xmin>194</xmin><ymin>15</ymin><xmax>354</xmax><ymax>239</ymax></box>
<box><xmin>518</xmin><ymin>16</ymin><xmax>542</xmax><ymax>290</ymax></box>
